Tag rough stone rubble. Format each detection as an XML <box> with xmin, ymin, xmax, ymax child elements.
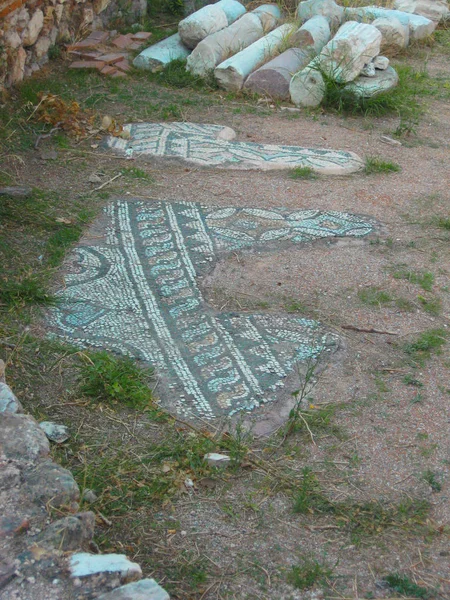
<box><xmin>0</xmin><ymin>360</ymin><xmax>169</xmax><ymax>600</ymax></box>
<box><xmin>133</xmin><ymin>0</ymin><xmax>447</xmax><ymax>106</ymax></box>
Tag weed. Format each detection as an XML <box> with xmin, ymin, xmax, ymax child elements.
<box><xmin>395</xmin><ymin>297</ymin><xmax>416</xmax><ymax>312</ymax></box>
<box><xmin>121</xmin><ymin>166</ymin><xmax>154</xmax><ymax>182</ymax></box>
<box><xmin>364</xmin><ymin>156</ymin><xmax>401</xmax><ymax>175</ymax></box>
<box><xmin>46</xmin><ymin>224</ymin><xmax>82</xmax><ymax>268</ymax></box>
<box><xmin>404</xmin><ymin>329</ymin><xmax>447</xmax><ymax>362</ymax></box>
<box><xmin>403</xmin><ymin>374</ymin><xmax>423</xmax><ymax>387</ymax></box>
<box><xmin>384</xmin><ymin>573</ymin><xmax>430</xmax><ymax>598</ymax></box>
<box><xmin>0</xmin><ymin>276</ymin><xmax>58</xmax><ymax>309</ymax></box>
<box><xmin>150</xmin><ymin>58</ymin><xmax>218</xmax><ymax>91</ymax></box>
<box><xmin>392</xmin><ymin>267</ymin><xmax>434</xmax><ymax>291</ymax></box>
<box><xmin>289</xmin><ymin>166</ymin><xmax>317</xmax><ymax>180</ymax></box>
<box><xmin>219</xmin><ymin>419</ymin><xmax>252</xmax><ymax>466</ymax></box>
<box><xmin>79</xmin><ymin>351</ymin><xmax>156</xmax><ymax>409</ymax></box>
<box><xmin>284</xmin><ymin>298</ymin><xmax>308</xmax><ymax>313</ymax></box>
<box><xmin>358</xmin><ymin>287</ymin><xmax>393</xmax><ymax>307</ymax></box>
<box><xmin>293</xmin><ymin>467</ymin><xmax>334</xmax><ymax>514</ymax></box>
<box><xmin>434</xmin><ymin>216</ymin><xmax>450</xmax><ymax>230</ymax></box>
<box><xmin>422</xmin><ymin>469</ymin><xmax>442</xmax><ymax>493</ymax></box>
<box><xmin>287</xmin><ymin>556</ymin><xmax>333</xmax><ymax>590</ymax></box>
<box><xmin>417</xmin><ymin>294</ymin><xmax>441</xmax><ymax>315</ymax></box>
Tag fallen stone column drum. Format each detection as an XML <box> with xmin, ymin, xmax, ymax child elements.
<box><xmin>344</xmin><ymin>6</ymin><xmax>436</xmax><ymax>41</ymax></box>
<box><xmin>289</xmin><ymin>60</ymin><xmax>326</xmax><ymax>107</ymax></box>
<box><xmin>187</xmin><ymin>11</ymin><xmax>266</xmax><ymax>77</ymax></box>
<box><xmin>133</xmin><ymin>34</ymin><xmax>190</xmax><ymax>72</ymax></box>
<box><xmin>344</xmin><ymin>65</ymin><xmax>399</xmax><ymax>97</ymax></box>
<box><xmin>215</xmin><ymin>23</ymin><xmax>297</xmax><ymax>91</ymax></box>
<box><xmin>244</xmin><ymin>15</ymin><xmax>331</xmax><ymax>99</ymax></box>
<box><xmin>318</xmin><ymin>20</ymin><xmax>382</xmax><ymax>83</ymax></box>
<box><xmin>178</xmin><ymin>0</ymin><xmax>246</xmax><ymax>49</ymax></box>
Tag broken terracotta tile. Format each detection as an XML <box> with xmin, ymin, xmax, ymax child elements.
<box><xmin>112</xmin><ymin>34</ymin><xmax>134</xmax><ymax>49</ymax></box>
<box><xmin>87</xmin><ymin>31</ymin><xmax>110</xmax><ymax>43</ymax></box>
<box><xmin>97</xmin><ymin>53</ymin><xmax>126</xmax><ymax>65</ymax></box>
<box><xmin>100</xmin><ymin>65</ymin><xmax>117</xmax><ymax>75</ymax></box>
<box><xmin>69</xmin><ymin>60</ymin><xmax>105</xmax><ymax>70</ymax></box>
<box><xmin>111</xmin><ymin>70</ymin><xmax>127</xmax><ymax>78</ymax></box>
<box><xmin>115</xmin><ymin>59</ymin><xmax>130</xmax><ymax>72</ymax></box>
<box><xmin>128</xmin><ymin>42</ymin><xmax>143</xmax><ymax>50</ymax></box>
<box><xmin>68</xmin><ymin>50</ymin><xmax>103</xmax><ymax>61</ymax></box>
<box><xmin>66</xmin><ymin>40</ymin><xmax>99</xmax><ymax>51</ymax></box>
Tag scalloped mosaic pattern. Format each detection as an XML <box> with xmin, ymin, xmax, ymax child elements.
<box><xmin>105</xmin><ymin>122</ymin><xmax>363</xmax><ymax>174</ymax></box>
<box><xmin>48</xmin><ymin>200</ymin><xmax>374</xmax><ymax>418</ymax></box>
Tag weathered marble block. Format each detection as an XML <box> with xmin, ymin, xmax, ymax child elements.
<box><xmin>178</xmin><ymin>0</ymin><xmax>246</xmax><ymax>49</ymax></box>
<box><xmin>319</xmin><ymin>21</ymin><xmax>382</xmax><ymax>83</ymax></box>
<box><xmin>344</xmin><ymin>65</ymin><xmax>399</xmax><ymax>97</ymax></box>
<box><xmin>133</xmin><ymin>34</ymin><xmax>190</xmax><ymax>72</ymax></box>
<box><xmin>344</xmin><ymin>6</ymin><xmax>436</xmax><ymax>41</ymax></box>
<box><xmin>244</xmin><ymin>16</ymin><xmax>330</xmax><ymax>99</ymax></box>
<box><xmin>394</xmin><ymin>0</ymin><xmax>449</xmax><ymax>22</ymax></box>
<box><xmin>215</xmin><ymin>23</ymin><xmax>296</xmax><ymax>91</ymax></box>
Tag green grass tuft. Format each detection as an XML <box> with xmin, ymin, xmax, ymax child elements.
<box><xmin>358</xmin><ymin>287</ymin><xmax>393</xmax><ymax>306</ymax></box>
<box><xmin>434</xmin><ymin>216</ymin><xmax>450</xmax><ymax>230</ymax></box>
<box><xmin>0</xmin><ymin>277</ymin><xmax>59</xmax><ymax>309</ymax></box>
<box><xmin>422</xmin><ymin>469</ymin><xmax>442</xmax><ymax>493</ymax></box>
<box><xmin>287</xmin><ymin>556</ymin><xmax>333</xmax><ymax>590</ymax></box>
<box><xmin>364</xmin><ymin>156</ymin><xmax>401</xmax><ymax>175</ymax></box>
<box><xmin>79</xmin><ymin>351</ymin><xmax>156</xmax><ymax>409</ymax></box>
<box><xmin>392</xmin><ymin>267</ymin><xmax>434</xmax><ymax>291</ymax></box>
<box><xmin>384</xmin><ymin>573</ymin><xmax>430</xmax><ymax>598</ymax></box>
<box><xmin>404</xmin><ymin>328</ymin><xmax>447</xmax><ymax>362</ymax></box>
<box><xmin>293</xmin><ymin>467</ymin><xmax>334</xmax><ymax>515</ymax></box>
<box><xmin>289</xmin><ymin>166</ymin><xmax>317</xmax><ymax>180</ymax></box>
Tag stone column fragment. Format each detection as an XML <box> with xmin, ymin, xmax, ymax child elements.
<box><xmin>215</xmin><ymin>23</ymin><xmax>296</xmax><ymax>91</ymax></box>
<box><xmin>289</xmin><ymin>60</ymin><xmax>326</xmax><ymax>107</ymax></box>
<box><xmin>344</xmin><ymin>6</ymin><xmax>436</xmax><ymax>41</ymax></box>
<box><xmin>319</xmin><ymin>21</ymin><xmax>382</xmax><ymax>83</ymax></box>
<box><xmin>244</xmin><ymin>16</ymin><xmax>330</xmax><ymax>99</ymax></box>
<box><xmin>133</xmin><ymin>34</ymin><xmax>190</xmax><ymax>72</ymax></box>
<box><xmin>344</xmin><ymin>65</ymin><xmax>399</xmax><ymax>97</ymax></box>
<box><xmin>178</xmin><ymin>0</ymin><xmax>246</xmax><ymax>49</ymax></box>
<box><xmin>372</xmin><ymin>16</ymin><xmax>410</xmax><ymax>53</ymax></box>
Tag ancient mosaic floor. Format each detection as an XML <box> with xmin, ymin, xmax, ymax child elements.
<box><xmin>48</xmin><ymin>200</ymin><xmax>374</xmax><ymax>418</ymax></box>
<box><xmin>104</xmin><ymin>122</ymin><xmax>363</xmax><ymax>174</ymax></box>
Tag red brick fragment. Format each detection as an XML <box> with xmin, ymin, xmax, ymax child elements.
<box><xmin>128</xmin><ymin>42</ymin><xmax>143</xmax><ymax>50</ymax></box>
<box><xmin>97</xmin><ymin>53</ymin><xmax>126</xmax><ymax>65</ymax></box>
<box><xmin>69</xmin><ymin>60</ymin><xmax>105</xmax><ymax>70</ymax></box>
<box><xmin>131</xmin><ymin>31</ymin><xmax>152</xmax><ymax>41</ymax></box>
<box><xmin>112</xmin><ymin>34</ymin><xmax>134</xmax><ymax>49</ymax></box>
<box><xmin>115</xmin><ymin>59</ymin><xmax>130</xmax><ymax>72</ymax></box>
<box><xmin>111</xmin><ymin>70</ymin><xmax>127</xmax><ymax>78</ymax></box>
<box><xmin>66</xmin><ymin>40</ymin><xmax>99</xmax><ymax>51</ymax></box>
<box><xmin>68</xmin><ymin>50</ymin><xmax>102</xmax><ymax>61</ymax></box>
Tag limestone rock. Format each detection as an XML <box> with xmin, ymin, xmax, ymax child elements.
<box><xmin>69</xmin><ymin>552</ymin><xmax>142</xmax><ymax>583</ymax></box>
<box><xmin>0</xmin><ymin>460</ymin><xmax>21</xmax><ymax>491</ymax></box>
<box><xmin>82</xmin><ymin>488</ymin><xmax>98</xmax><ymax>503</ymax></box>
<box><xmin>204</xmin><ymin>452</ymin><xmax>231</xmax><ymax>467</ymax></box>
<box><xmin>289</xmin><ymin>62</ymin><xmax>325</xmax><ymax>107</ymax></box>
<box><xmin>345</xmin><ymin>65</ymin><xmax>399</xmax><ymax>97</ymax></box>
<box><xmin>34</xmin><ymin>513</ymin><xmax>95</xmax><ymax>550</ymax></box>
<box><xmin>39</xmin><ymin>421</ymin><xmax>69</xmax><ymax>444</ymax></box>
<box><xmin>0</xmin><ymin>413</ymin><xmax>49</xmax><ymax>463</ymax></box>
<box><xmin>178</xmin><ymin>0</ymin><xmax>246</xmax><ymax>49</ymax></box>
<box><xmin>7</xmin><ymin>47</ymin><xmax>27</xmax><ymax>86</ymax></box>
<box><xmin>373</xmin><ymin>55</ymin><xmax>389</xmax><ymax>70</ymax></box>
<box><xmin>22</xmin><ymin>9</ymin><xmax>44</xmax><ymax>46</ymax></box>
<box><xmin>215</xmin><ymin>23</ymin><xmax>296</xmax><ymax>91</ymax></box>
<box><xmin>25</xmin><ymin>460</ymin><xmax>80</xmax><ymax>507</ymax></box>
<box><xmin>319</xmin><ymin>21</ymin><xmax>382</xmax><ymax>83</ymax></box>
<box><xmin>361</xmin><ymin>62</ymin><xmax>376</xmax><ymax>77</ymax></box>
<box><xmin>372</xmin><ymin>16</ymin><xmax>410</xmax><ymax>53</ymax></box>
<box><xmin>96</xmin><ymin>578</ymin><xmax>170</xmax><ymax>600</ymax></box>
<box><xmin>133</xmin><ymin>34</ymin><xmax>190</xmax><ymax>72</ymax></box>
<box><xmin>394</xmin><ymin>0</ymin><xmax>449</xmax><ymax>22</ymax></box>
<box><xmin>296</xmin><ymin>0</ymin><xmax>343</xmax><ymax>29</ymax></box>
<box><xmin>0</xmin><ymin>382</ymin><xmax>23</xmax><ymax>413</ymax></box>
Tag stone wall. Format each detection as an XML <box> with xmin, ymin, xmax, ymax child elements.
<box><xmin>0</xmin><ymin>0</ymin><xmax>146</xmax><ymax>91</ymax></box>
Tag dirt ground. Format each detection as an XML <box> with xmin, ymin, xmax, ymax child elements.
<box><xmin>1</xmin><ymin>32</ymin><xmax>450</xmax><ymax>600</ymax></box>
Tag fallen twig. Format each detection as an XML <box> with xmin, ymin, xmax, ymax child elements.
<box><xmin>342</xmin><ymin>325</ymin><xmax>398</xmax><ymax>335</ymax></box>
<box><xmin>92</xmin><ymin>173</ymin><xmax>122</xmax><ymax>191</ymax></box>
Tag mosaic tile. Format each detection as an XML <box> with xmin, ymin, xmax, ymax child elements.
<box><xmin>48</xmin><ymin>200</ymin><xmax>374</xmax><ymax>418</ymax></box>
<box><xmin>104</xmin><ymin>122</ymin><xmax>364</xmax><ymax>174</ymax></box>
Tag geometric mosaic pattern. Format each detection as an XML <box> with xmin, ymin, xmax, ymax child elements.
<box><xmin>105</xmin><ymin>122</ymin><xmax>364</xmax><ymax>174</ymax></box>
<box><xmin>48</xmin><ymin>200</ymin><xmax>374</xmax><ymax>418</ymax></box>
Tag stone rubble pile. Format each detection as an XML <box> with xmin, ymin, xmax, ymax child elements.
<box><xmin>0</xmin><ymin>360</ymin><xmax>169</xmax><ymax>600</ymax></box>
<box><xmin>134</xmin><ymin>0</ymin><xmax>447</xmax><ymax>105</ymax></box>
